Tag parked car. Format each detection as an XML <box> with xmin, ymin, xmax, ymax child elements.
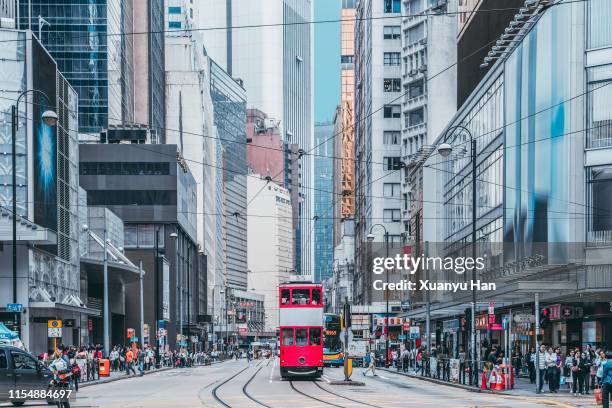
<box><xmin>0</xmin><ymin>345</ymin><xmax>53</xmax><ymax>406</ymax></box>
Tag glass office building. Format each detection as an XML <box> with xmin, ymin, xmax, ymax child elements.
<box><xmin>209</xmin><ymin>60</ymin><xmax>248</xmax><ymax>290</ymax></box>
<box><xmin>314</xmin><ymin>123</ymin><xmax>334</xmax><ymax>283</ymax></box>
<box><xmin>19</xmin><ymin>0</ymin><xmax>134</xmax><ymax>133</ymax></box>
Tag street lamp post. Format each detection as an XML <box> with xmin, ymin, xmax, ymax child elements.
<box><xmin>437</xmin><ymin>124</ymin><xmax>478</xmax><ymax>385</ymax></box>
<box><xmin>11</xmin><ymin>91</ymin><xmax>56</xmax><ymax>340</ymax></box>
<box><xmin>367</xmin><ymin>223</ymin><xmax>389</xmax><ymax>368</ymax></box>
<box><xmin>170</xmin><ymin>231</ymin><xmax>179</xmax><ymax>347</ymax></box>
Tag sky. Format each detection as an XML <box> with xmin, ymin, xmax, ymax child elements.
<box><xmin>314</xmin><ymin>0</ymin><xmax>341</xmax><ymax>123</ymax></box>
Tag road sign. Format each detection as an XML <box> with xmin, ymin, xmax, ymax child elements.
<box><xmin>6</xmin><ymin>304</ymin><xmax>22</xmax><ymax>313</ymax></box>
<box><xmin>403</xmin><ymin>320</ymin><xmax>411</xmax><ymax>331</ymax></box>
<box><xmin>48</xmin><ymin>327</ymin><xmax>62</xmax><ymax>338</ymax></box>
<box><xmin>409</xmin><ymin>326</ymin><xmax>420</xmax><ymax>339</ymax></box>
<box><xmin>513</xmin><ymin>314</ymin><xmax>535</xmax><ymax>324</ymax></box>
<box><xmin>398</xmin><ymin>334</ymin><xmax>406</xmax><ymax>340</ymax></box>
<box><xmin>488</xmin><ymin>301</ymin><xmax>495</xmax><ymax>315</ymax></box>
<box><xmin>502</xmin><ymin>317</ymin><xmax>508</xmax><ymax>329</ymax></box>
<box><xmin>131</xmin><ymin>336</ymin><xmax>139</xmax><ymax>342</ymax></box>
<box><xmin>48</xmin><ymin>320</ymin><xmax>62</xmax><ymax>329</ymax></box>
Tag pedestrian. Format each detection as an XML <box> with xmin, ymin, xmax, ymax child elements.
<box><xmin>363</xmin><ymin>350</ymin><xmax>377</xmax><ymax>377</ymax></box>
<box><xmin>537</xmin><ymin>345</ymin><xmax>547</xmax><ymax>393</ymax></box>
<box><xmin>564</xmin><ymin>350</ymin><xmax>574</xmax><ymax>391</ymax></box>
<box><xmin>526</xmin><ymin>347</ymin><xmax>536</xmax><ymax>384</ymax></box>
<box><xmin>545</xmin><ymin>346</ymin><xmax>558</xmax><ymax>393</ymax></box>
<box><xmin>571</xmin><ymin>351</ymin><xmax>586</xmax><ymax>395</ymax></box>
<box><xmin>137</xmin><ymin>347</ymin><xmax>145</xmax><ymax>376</ymax></box>
<box><xmin>599</xmin><ymin>351</ymin><xmax>612</xmax><ymax>408</ymax></box>
<box><xmin>125</xmin><ymin>347</ymin><xmax>136</xmax><ymax>376</ymax></box>
<box><xmin>110</xmin><ymin>347</ymin><xmax>119</xmax><ymax>371</ymax></box>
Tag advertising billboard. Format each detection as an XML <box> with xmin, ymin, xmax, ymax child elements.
<box><xmin>31</xmin><ymin>39</ymin><xmax>58</xmax><ymax>236</ymax></box>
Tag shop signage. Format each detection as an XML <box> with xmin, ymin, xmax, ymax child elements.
<box><xmin>549</xmin><ymin>304</ymin><xmax>561</xmax><ymax>320</ymax></box>
<box><xmin>442</xmin><ymin>319</ymin><xmax>459</xmax><ymax>332</ymax></box>
<box><xmin>127</xmin><ymin>328</ymin><xmax>135</xmax><ymax>339</ymax></box>
<box><xmin>409</xmin><ymin>326</ymin><xmax>420</xmax><ymax>339</ymax></box>
<box><xmin>63</xmin><ymin>319</ymin><xmax>75</xmax><ymax>328</ymax></box>
<box><xmin>403</xmin><ymin>320</ymin><xmax>411</xmax><ymax>331</ymax></box>
<box><xmin>475</xmin><ymin>314</ymin><xmax>488</xmax><ymax>330</ymax></box>
<box><xmin>489</xmin><ymin>323</ymin><xmax>503</xmax><ymax>331</ymax></box>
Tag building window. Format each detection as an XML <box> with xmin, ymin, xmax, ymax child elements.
<box><xmin>383</xmin><ymin>131</ymin><xmax>401</xmax><ymax>144</ymax></box>
<box><xmin>406</xmin><ymin>108</ymin><xmax>424</xmax><ymax>127</ymax></box>
<box><xmin>408</xmin><ymin>80</ymin><xmax>424</xmax><ymax>99</ymax></box>
<box><xmin>408</xmin><ymin>0</ymin><xmax>424</xmax><ymax>15</ymax></box>
<box><xmin>168</xmin><ymin>6</ymin><xmax>181</xmax><ymax>14</ymax></box>
<box><xmin>384</xmin><ymin>0</ymin><xmax>401</xmax><ymax>13</ymax></box>
<box><xmin>588</xmin><ymin>165</ymin><xmax>612</xmax><ymax>245</ymax></box>
<box><xmin>406</xmin><ymin>22</ymin><xmax>425</xmax><ymax>45</ymax></box>
<box><xmin>384</xmin><ymin>157</ymin><xmax>402</xmax><ymax>171</ymax></box>
<box><xmin>383</xmin><ymin>105</ymin><xmax>401</xmax><ymax>119</ymax></box>
<box><xmin>383</xmin><ymin>183</ymin><xmax>401</xmax><ymax>197</ymax></box>
<box><xmin>383</xmin><ymin>209</ymin><xmax>401</xmax><ymax>222</ymax></box>
<box><xmin>384</xmin><ymin>26</ymin><xmax>401</xmax><ymax>39</ymax></box>
<box><xmin>588</xmin><ymin>0</ymin><xmax>612</xmax><ymax>48</ymax></box>
<box><xmin>168</xmin><ymin>21</ymin><xmax>181</xmax><ymax>29</ymax></box>
<box><xmin>587</xmin><ymin>65</ymin><xmax>612</xmax><ymax>148</ymax></box>
<box><xmin>383</xmin><ymin>78</ymin><xmax>401</xmax><ymax>92</ymax></box>
<box><xmin>341</xmin><ymin>55</ymin><xmax>355</xmax><ymax>63</ymax></box>
<box><xmin>384</xmin><ymin>52</ymin><xmax>401</xmax><ymax>66</ymax></box>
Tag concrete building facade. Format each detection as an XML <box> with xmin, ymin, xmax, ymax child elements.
<box><xmin>246</xmin><ymin>176</ymin><xmax>293</xmax><ymax>331</ymax></box>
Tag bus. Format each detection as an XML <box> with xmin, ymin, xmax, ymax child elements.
<box><xmin>278</xmin><ymin>282</ymin><xmax>324</xmax><ymax>378</ymax></box>
<box><xmin>323</xmin><ymin>314</ymin><xmax>344</xmax><ymax>367</ymax></box>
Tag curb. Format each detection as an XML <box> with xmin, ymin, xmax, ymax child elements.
<box><xmin>78</xmin><ymin>360</ymin><xmax>226</xmax><ymax>388</ymax></box>
<box><xmin>379</xmin><ymin>369</ymin><xmax>585</xmax><ymax>408</ymax></box>
<box><xmin>79</xmin><ymin>366</ymin><xmax>174</xmax><ymax>388</ymax></box>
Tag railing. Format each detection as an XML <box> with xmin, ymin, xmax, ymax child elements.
<box><xmin>390</xmin><ymin>357</ymin><xmax>481</xmax><ymax>387</ymax></box>
<box><xmin>587</xmin><ymin>230</ymin><xmax>612</xmax><ymax>247</ymax></box>
<box><xmin>587</xmin><ymin>121</ymin><xmax>612</xmax><ymax>149</ymax></box>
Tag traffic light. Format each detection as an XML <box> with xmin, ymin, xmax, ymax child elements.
<box><xmin>540</xmin><ymin>307</ymin><xmax>550</xmax><ymax>329</ymax></box>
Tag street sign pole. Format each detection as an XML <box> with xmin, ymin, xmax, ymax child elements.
<box><xmin>343</xmin><ymin>298</ymin><xmax>351</xmax><ymax>381</ymax></box>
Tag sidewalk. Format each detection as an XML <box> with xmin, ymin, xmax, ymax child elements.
<box><xmin>380</xmin><ymin>367</ymin><xmax>598</xmax><ymax>408</ymax></box>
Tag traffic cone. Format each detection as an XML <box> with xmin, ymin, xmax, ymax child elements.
<box><xmin>494</xmin><ymin>369</ymin><xmax>505</xmax><ymax>391</ymax></box>
<box><xmin>481</xmin><ymin>371</ymin><xmax>488</xmax><ymax>390</ymax></box>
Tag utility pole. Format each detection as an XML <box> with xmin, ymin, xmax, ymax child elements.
<box><xmin>103</xmin><ymin>228</ymin><xmax>109</xmax><ymax>356</ymax></box>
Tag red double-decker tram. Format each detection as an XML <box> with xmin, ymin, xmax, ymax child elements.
<box><xmin>278</xmin><ymin>282</ymin><xmax>324</xmax><ymax>379</ymax></box>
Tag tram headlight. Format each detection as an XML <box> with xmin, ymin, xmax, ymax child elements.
<box><xmin>298</xmin><ymin>357</ymin><xmax>305</xmax><ymax>365</ymax></box>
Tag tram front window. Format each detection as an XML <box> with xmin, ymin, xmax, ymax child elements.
<box><xmin>296</xmin><ymin>328</ymin><xmax>308</xmax><ymax>346</ymax></box>
<box><xmin>291</xmin><ymin>289</ymin><xmax>310</xmax><ymax>305</ymax></box>
<box><xmin>310</xmin><ymin>328</ymin><xmax>321</xmax><ymax>346</ymax></box>
<box><xmin>282</xmin><ymin>328</ymin><xmax>294</xmax><ymax>346</ymax></box>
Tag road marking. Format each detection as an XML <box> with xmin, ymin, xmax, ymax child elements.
<box><xmin>269</xmin><ymin>357</ymin><xmax>276</xmax><ymax>383</ymax></box>
<box><xmin>378</xmin><ymin>375</ymin><xmax>389</xmax><ymax>380</ymax></box>
<box><xmin>321</xmin><ymin>374</ymin><xmax>332</xmax><ymax>383</ymax></box>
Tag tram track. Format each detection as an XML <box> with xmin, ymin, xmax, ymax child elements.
<box><xmin>289</xmin><ymin>380</ymin><xmax>346</xmax><ymax>408</ymax></box>
<box><xmin>311</xmin><ymin>380</ymin><xmax>384</xmax><ymax>408</ymax></box>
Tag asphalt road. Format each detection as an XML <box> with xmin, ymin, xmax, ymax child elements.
<box><xmin>25</xmin><ymin>359</ymin><xmax>574</xmax><ymax>407</ymax></box>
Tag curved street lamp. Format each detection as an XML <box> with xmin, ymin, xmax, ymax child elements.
<box><xmin>437</xmin><ymin>124</ymin><xmax>478</xmax><ymax>385</ymax></box>
<box><xmin>10</xmin><ymin>90</ymin><xmax>56</xmax><ymax>339</ymax></box>
<box><xmin>367</xmin><ymin>223</ymin><xmax>390</xmax><ymax>367</ymax></box>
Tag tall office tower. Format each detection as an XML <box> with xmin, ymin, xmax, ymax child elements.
<box><xmin>209</xmin><ymin>60</ymin><xmax>248</xmax><ymax>291</ymax></box>
<box><xmin>19</xmin><ymin>0</ymin><xmax>135</xmax><ymax>134</ymax></box>
<box><xmin>354</xmin><ymin>0</ymin><xmax>403</xmax><ymax>305</ymax></box>
<box><xmin>401</xmin><ymin>0</ymin><xmax>457</xmax><ymax>242</ymax></box>
<box><xmin>333</xmin><ymin>0</ymin><xmax>357</xmax><ymax>250</ymax></box>
<box><xmin>200</xmin><ymin>0</ymin><xmax>314</xmax><ymax>276</ymax></box>
<box><xmin>134</xmin><ymin>0</ymin><xmax>166</xmax><ymax>142</ymax></box>
<box><xmin>313</xmin><ymin>122</ymin><xmax>334</xmax><ymax>283</ymax></box>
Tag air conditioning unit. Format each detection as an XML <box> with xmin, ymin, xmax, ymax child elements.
<box><xmin>409</xmin><ymin>69</ymin><xmax>418</xmax><ymax>76</ymax></box>
<box><xmin>419</xmin><ymin>38</ymin><xmax>427</xmax><ymax>46</ymax></box>
<box><xmin>419</xmin><ymin>65</ymin><xmax>427</xmax><ymax>73</ymax></box>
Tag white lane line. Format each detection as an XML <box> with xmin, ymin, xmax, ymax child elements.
<box><xmin>378</xmin><ymin>374</ymin><xmax>390</xmax><ymax>380</ymax></box>
<box><xmin>321</xmin><ymin>374</ymin><xmax>332</xmax><ymax>384</ymax></box>
<box><xmin>269</xmin><ymin>357</ymin><xmax>276</xmax><ymax>383</ymax></box>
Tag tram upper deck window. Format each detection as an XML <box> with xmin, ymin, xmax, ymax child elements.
<box><xmin>312</xmin><ymin>288</ymin><xmax>321</xmax><ymax>305</ymax></box>
<box><xmin>281</xmin><ymin>328</ymin><xmax>294</xmax><ymax>346</ymax></box>
<box><xmin>291</xmin><ymin>289</ymin><xmax>310</xmax><ymax>305</ymax></box>
<box><xmin>281</xmin><ymin>289</ymin><xmax>290</xmax><ymax>305</ymax></box>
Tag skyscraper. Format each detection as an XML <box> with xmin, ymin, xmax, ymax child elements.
<box><xmin>314</xmin><ymin>122</ymin><xmax>334</xmax><ymax>283</ymax></box>
<box><xmin>200</xmin><ymin>0</ymin><xmax>314</xmax><ymax>276</ymax></box>
<box><xmin>354</xmin><ymin>0</ymin><xmax>403</xmax><ymax>304</ymax></box>
<box><xmin>19</xmin><ymin>0</ymin><xmax>135</xmax><ymax>133</ymax></box>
